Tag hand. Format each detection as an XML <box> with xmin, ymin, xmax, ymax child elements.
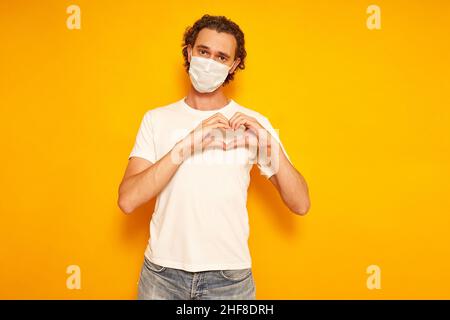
<box><xmin>171</xmin><ymin>111</ymin><xmax>280</xmax><ymax>168</ymax></box>
<box><xmin>172</xmin><ymin>112</ymin><xmax>231</xmax><ymax>163</ymax></box>
<box><xmin>227</xmin><ymin>112</ymin><xmax>280</xmax><ymax>167</ymax></box>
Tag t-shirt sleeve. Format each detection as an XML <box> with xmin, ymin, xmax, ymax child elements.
<box><xmin>128</xmin><ymin>110</ymin><xmax>157</xmax><ymax>164</ymax></box>
<box><xmin>257</xmin><ymin>116</ymin><xmax>293</xmax><ymax>179</ymax></box>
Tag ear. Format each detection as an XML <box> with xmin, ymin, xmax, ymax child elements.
<box><xmin>187</xmin><ymin>45</ymin><xmax>192</xmax><ymax>63</ymax></box>
<box><xmin>229</xmin><ymin>57</ymin><xmax>241</xmax><ymax>74</ymax></box>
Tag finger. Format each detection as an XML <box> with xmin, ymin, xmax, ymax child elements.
<box><xmin>204</xmin><ymin>117</ymin><xmax>230</xmax><ymax>129</ymax></box>
<box><xmin>202</xmin><ymin>125</ymin><xmax>227</xmax><ymax>147</ymax></box>
<box><xmin>233</xmin><ymin>117</ymin><xmax>257</xmax><ymax>131</ymax></box>
<box><xmin>228</xmin><ymin>111</ymin><xmax>242</xmax><ymax>125</ymax></box>
<box><xmin>200</xmin><ymin>122</ymin><xmax>228</xmax><ymax>135</ymax></box>
<box><xmin>204</xmin><ymin>113</ymin><xmax>231</xmax><ymax>127</ymax></box>
<box><xmin>202</xmin><ymin>135</ymin><xmax>220</xmax><ymax>151</ymax></box>
<box><xmin>238</xmin><ymin>117</ymin><xmax>260</xmax><ymax>134</ymax></box>
<box><xmin>215</xmin><ymin>112</ymin><xmax>231</xmax><ymax>125</ymax></box>
<box><xmin>229</xmin><ymin>114</ymin><xmax>246</xmax><ymax>130</ymax></box>
<box><xmin>212</xmin><ymin>118</ymin><xmax>232</xmax><ymax>129</ymax></box>
<box><xmin>214</xmin><ymin>118</ymin><xmax>232</xmax><ymax>128</ymax></box>
<box><xmin>201</xmin><ymin>134</ymin><xmax>214</xmax><ymax>149</ymax></box>
<box><xmin>229</xmin><ymin>113</ymin><xmax>243</xmax><ymax>129</ymax></box>
<box><xmin>208</xmin><ymin>112</ymin><xmax>229</xmax><ymax>123</ymax></box>
<box><xmin>232</xmin><ymin>117</ymin><xmax>248</xmax><ymax>131</ymax></box>
<box><xmin>203</xmin><ymin>135</ymin><xmax>226</xmax><ymax>151</ymax></box>
<box><xmin>204</xmin><ymin>122</ymin><xmax>229</xmax><ymax>136</ymax></box>
<box><xmin>204</xmin><ymin>112</ymin><xmax>224</xmax><ymax>123</ymax></box>
<box><xmin>191</xmin><ymin>123</ymin><xmax>227</xmax><ymax>147</ymax></box>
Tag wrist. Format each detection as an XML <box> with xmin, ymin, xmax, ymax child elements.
<box><xmin>171</xmin><ymin>138</ymin><xmax>192</xmax><ymax>164</ymax></box>
<box><xmin>257</xmin><ymin>135</ymin><xmax>280</xmax><ymax>167</ymax></box>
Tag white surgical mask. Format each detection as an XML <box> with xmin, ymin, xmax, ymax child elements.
<box><xmin>188</xmin><ymin>49</ymin><xmax>234</xmax><ymax>93</ymax></box>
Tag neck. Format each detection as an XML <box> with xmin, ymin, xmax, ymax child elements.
<box><xmin>184</xmin><ymin>86</ymin><xmax>230</xmax><ymax>111</ymax></box>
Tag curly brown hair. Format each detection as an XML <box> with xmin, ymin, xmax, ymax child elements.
<box><xmin>181</xmin><ymin>14</ymin><xmax>246</xmax><ymax>86</ymax></box>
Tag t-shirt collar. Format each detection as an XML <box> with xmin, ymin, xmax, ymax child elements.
<box><xmin>180</xmin><ymin>96</ymin><xmax>235</xmax><ymax>115</ymax></box>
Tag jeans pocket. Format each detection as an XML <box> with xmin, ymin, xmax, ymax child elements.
<box><xmin>144</xmin><ymin>257</ymin><xmax>166</xmax><ymax>273</ymax></box>
<box><xmin>219</xmin><ymin>268</ymin><xmax>252</xmax><ymax>281</ymax></box>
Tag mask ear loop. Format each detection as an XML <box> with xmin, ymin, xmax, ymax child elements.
<box><xmin>228</xmin><ymin>58</ymin><xmax>237</xmax><ymax>74</ymax></box>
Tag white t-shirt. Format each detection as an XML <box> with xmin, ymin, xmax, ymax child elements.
<box><xmin>128</xmin><ymin>96</ymin><xmax>292</xmax><ymax>272</ymax></box>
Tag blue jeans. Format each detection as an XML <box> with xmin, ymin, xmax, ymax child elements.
<box><xmin>137</xmin><ymin>256</ymin><xmax>256</xmax><ymax>300</ymax></box>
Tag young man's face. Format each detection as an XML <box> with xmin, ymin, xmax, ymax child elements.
<box><xmin>188</xmin><ymin>28</ymin><xmax>240</xmax><ymax>73</ymax></box>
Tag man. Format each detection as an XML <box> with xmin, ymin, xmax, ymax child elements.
<box><xmin>118</xmin><ymin>14</ymin><xmax>310</xmax><ymax>300</ymax></box>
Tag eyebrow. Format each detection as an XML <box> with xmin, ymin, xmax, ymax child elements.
<box><xmin>195</xmin><ymin>44</ymin><xmax>231</xmax><ymax>59</ymax></box>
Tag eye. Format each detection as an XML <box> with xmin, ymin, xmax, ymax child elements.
<box><xmin>219</xmin><ymin>56</ymin><xmax>227</xmax><ymax>61</ymax></box>
<box><xmin>199</xmin><ymin>49</ymin><xmax>208</xmax><ymax>55</ymax></box>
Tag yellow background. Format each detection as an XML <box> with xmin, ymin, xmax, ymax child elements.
<box><xmin>1</xmin><ymin>0</ymin><xmax>449</xmax><ymax>299</ymax></box>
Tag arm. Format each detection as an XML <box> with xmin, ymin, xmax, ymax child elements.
<box><xmin>228</xmin><ymin>112</ymin><xmax>310</xmax><ymax>216</ymax></box>
<box><xmin>118</xmin><ymin>112</ymin><xmax>231</xmax><ymax>214</ymax></box>
<box><xmin>117</xmin><ymin>142</ymin><xmax>185</xmax><ymax>214</ymax></box>
<box><xmin>268</xmin><ymin>143</ymin><xmax>310</xmax><ymax>215</ymax></box>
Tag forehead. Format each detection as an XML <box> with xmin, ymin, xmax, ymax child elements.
<box><xmin>194</xmin><ymin>28</ymin><xmax>237</xmax><ymax>56</ymax></box>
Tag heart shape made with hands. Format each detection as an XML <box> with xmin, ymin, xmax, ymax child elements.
<box><xmin>205</xmin><ymin>126</ymin><xmax>260</xmax><ymax>151</ymax></box>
